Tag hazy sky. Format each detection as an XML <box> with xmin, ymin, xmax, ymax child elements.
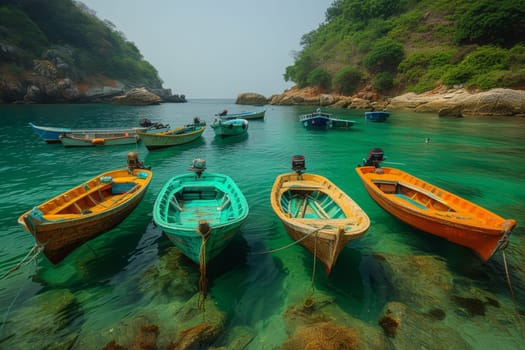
<box><xmin>80</xmin><ymin>1</ymin><xmax>333</xmax><ymax>99</ymax></box>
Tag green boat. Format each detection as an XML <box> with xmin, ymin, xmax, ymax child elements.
<box><xmin>153</xmin><ymin>159</ymin><xmax>249</xmax><ymax>264</ymax></box>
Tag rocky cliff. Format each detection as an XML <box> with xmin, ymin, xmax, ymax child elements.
<box><xmin>0</xmin><ymin>55</ymin><xmax>186</xmax><ymax>105</ymax></box>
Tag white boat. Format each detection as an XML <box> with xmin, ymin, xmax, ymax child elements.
<box><xmin>60</xmin><ymin>130</ymin><xmax>141</xmax><ymax>147</ymax></box>
<box><xmin>211</xmin><ymin>118</ymin><xmax>249</xmax><ymax>137</ymax></box>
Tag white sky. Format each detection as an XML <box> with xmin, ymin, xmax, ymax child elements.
<box><xmin>80</xmin><ymin>0</ymin><xmax>333</xmax><ymax>99</ymax></box>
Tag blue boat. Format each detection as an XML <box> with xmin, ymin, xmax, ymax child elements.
<box><xmin>153</xmin><ymin>159</ymin><xmax>249</xmax><ymax>264</ymax></box>
<box><xmin>365</xmin><ymin>111</ymin><xmax>390</xmax><ymax>122</ymax></box>
<box><xmin>299</xmin><ymin>108</ymin><xmax>355</xmax><ymax>129</ymax></box>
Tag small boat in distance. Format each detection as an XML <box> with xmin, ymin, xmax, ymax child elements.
<box><xmin>216</xmin><ymin>109</ymin><xmax>265</xmax><ymax>120</ymax></box>
<box><xmin>355</xmin><ymin>148</ymin><xmax>516</xmax><ymax>261</ymax></box>
<box><xmin>17</xmin><ymin>152</ymin><xmax>153</xmax><ymax>264</ymax></box>
<box><xmin>270</xmin><ymin>155</ymin><xmax>370</xmax><ymax>274</ymax></box>
<box><xmin>211</xmin><ymin>118</ymin><xmax>249</xmax><ymax>137</ymax></box>
<box><xmin>365</xmin><ymin>110</ymin><xmax>390</xmax><ymax>122</ymax></box>
<box><xmin>137</xmin><ymin>117</ymin><xmax>206</xmax><ymax>150</ymax></box>
<box><xmin>153</xmin><ymin>159</ymin><xmax>249</xmax><ymax>264</ymax></box>
<box><xmin>299</xmin><ymin>108</ymin><xmax>355</xmax><ymax>129</ymax></box>
<box><xmin>29</xmin><ymin>122</ymin><xmax>154</xmax><ymax>144</ymax></box>
<box><xmin>59</xmin><ymin>131</ymin><xmax>140</xmax><ymax>147</ymax></box>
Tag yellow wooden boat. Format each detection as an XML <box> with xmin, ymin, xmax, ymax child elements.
<box><xmin>17</xmin><ymin>152</ymin><xmax>153</xmax><ymax>264</ymax></box>
<box><xmin>355</xmin><ymin>148</ymin><xmax>516</xmax><ymax>261</ymax></box>
<box><xmin>270</xmin><ymin>156</ymin><xmax>370</xmax><ymax>274</ymax></box>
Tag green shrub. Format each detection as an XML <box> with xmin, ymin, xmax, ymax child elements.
<box><xmin>364</xmin><ymin>38</ymin><xmax>404</xmax><ymax>73</ymax></box>
<box><xmin>455</xmin><ymin>0</ymin><xmax>525</xmax><ymax>47</ymax></box>
<box><xmin>332</xmin><ymin>66</ymin><xmax>362</xmax><ymax>94</ymax></box>
<box><xmin>372</xmin><ymin>72</ymin><xmax>394</xmax><ymax>91</ymax></box>
<box><xmin>307</xmin><ymin>67</ymin><xmax>331</xmax><ymax>89</ymax></box>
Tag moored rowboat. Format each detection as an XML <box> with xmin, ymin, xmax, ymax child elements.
<box><xmin>137</xmin><ymin>118</ymin><xmax>206</xmax><ymax>150</ymax></box>
<box><xmin>211</xmin><ymin>118</ymin><xmax>249</xmax><ymax>137</ymax></box>
<box><xmin>270</xmin><ymin>156</ymin><xmax>370</xmax><ymax>274</ymax></box>
<box><xmin>17</xmin><ymin>153</ymin><xmax>152</xmax><ymax>264</ymax></box>
<box><xmin>153</xmin><ymin>159</ymin><xmax>249</xmax><ymax>264</ymax></box>
<box><xmin>355</xmin><ymin>148</ymin><xmax>516</xmax><ymax>261</ymax></box>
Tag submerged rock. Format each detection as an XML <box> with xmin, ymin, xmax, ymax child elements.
<box><xmin>379</xmin><ymin>302</ymin><xmax>473</xmax><ymax>349</ymax></box>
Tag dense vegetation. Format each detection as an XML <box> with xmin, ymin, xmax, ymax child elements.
<box><xmin>0</xmin><ymin>0</ymin><xmax>162</xmax><ymax>87</ymax></box>
<box><xmin>284</xmin><ymin>0</ymin><xmax>525</xmax><ymax>95</ymax></box>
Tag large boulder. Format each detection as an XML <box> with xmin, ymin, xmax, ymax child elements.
<box><xmin>236</xmin><ymin>92</ymin><xmax>267</xmax><ymax>105</ymax></box>
<box><xmin>389</xmin><ymin>88</ymin><xmax>525</xmax><ymax>117</ymax></box>
<box><xmin>112</xmin><ymin>87</ymin><xmax>161</xmax><ymax>105</ymax></box>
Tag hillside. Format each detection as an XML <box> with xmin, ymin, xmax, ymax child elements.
<box><xmin>0</xmin><ymin>0</ymin><xmax>183</xmax><ymax>104</ymax></box>
<box><xmin>283</xmin><ymin>0</ymin><xmax>525</xmax><ymax>97</ymax></box>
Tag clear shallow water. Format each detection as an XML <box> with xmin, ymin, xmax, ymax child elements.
<box><xmin>0</xmin><ymin>100</ymin><xmax>524</xmax><ymax>349</ymax></box>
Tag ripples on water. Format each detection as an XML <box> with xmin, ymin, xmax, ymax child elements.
<box><xmin>0</xmin><ymin>101</ymin><xmax>524</xmax><ymax>349</ymax></box>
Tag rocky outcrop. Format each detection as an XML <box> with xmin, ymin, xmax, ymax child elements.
<box><xmin>389</xmin><ymin>87</ymin><xmax>525</xmax><ymax>117</ymax></box>
<box><xmin>268</xmin><ymin>85</ymin><xmax>525</xmax><ymax>117</ymax></box>
<box><xmin>111</xmin><ymin>87</ymin><xmax>161</xmax><ymax>105</ymax></box>
<box><xmin>268</xmin><ymin>85</ymin><xmax>390</xmax><ymax>110</ymax></box>
<box><xmin>236</xmin><ymin>92</ymin><xmax>267</xmax><ymax>105</ymax></box>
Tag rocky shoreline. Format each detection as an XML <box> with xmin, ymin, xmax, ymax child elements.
<box><xmin>237</xmin><ymin>86</ymin><xmax>525</xmax><ymax>117</ymax></box>
<box><xmin>0</xmin><ymin>57</ymin><xmax>186</xmax><ymax>105</ymax></box>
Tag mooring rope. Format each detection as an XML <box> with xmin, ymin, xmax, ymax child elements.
<box><xmin>251</xmin><ymin>224</ymin><xmax>332</xmax><ymax>256</ymax></box>
<box><xmin>0</xmin><ymin>243</ymin><xmax>42</xmax><ymax>280</ymax></box>
<box><xmin>501</xmin><ymin>249</ymin><xmax>525</xmax><ymax>338</ymax></box>
<box><xmin>310</xmin><ymin>231</ymin><xmax>318</xmax><ymax>293</ymax></box>
<box><xmin>197</xmin><ymin>222</ymin><xmax>211</xmax><ymax>311</ymax></box>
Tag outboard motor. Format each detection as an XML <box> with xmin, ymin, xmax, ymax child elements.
<box><xmin>193</xmin><ymin>116</ymin><xmax>201</xmax><ymax>125</ymax></box>
<box><xmin>127</xmin><ymin>151</ymin><xmax>149</xmax><ymax>172</ymax></box>
<box><xmin>189</xmin><ymin>158</ymin><xmax>206</xmax><ymax>179</ymax></box>
<box><xmin>364</xmin><ymin>148</ymin><xmax>385</xmax><ymax>167</ymax></box>
<box><xmin>291</xmin><ymin>155</ymin><xmax>306</xmax><ymax>175</ymax></box>
<box><xmin>218</xmin><ymin>109</ymin><xmax>228</xmax><ymax>117</ymax></box>
<box><xmin>139</xmin><ymin>118</ymin><xmax>153</xmax><ymax>127</ymax></box>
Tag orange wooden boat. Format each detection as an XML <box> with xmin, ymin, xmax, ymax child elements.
<box><xmin>271</xmin><ymin>156</ymin><xmax>370</xmax><ymax>274</ymax></box>
<box><xmin>17</xmin><ymin>153</ymin><xmax>152</xmax><ymax>264</ymax></box>
<box><xmin>355</xmin><ymin>149</ymin><xmax>516</xmax><ymax>261</ymax></box>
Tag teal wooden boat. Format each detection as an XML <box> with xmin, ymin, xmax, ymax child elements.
<box><xmin>153</xmin><ymin>159</ymin><xmax>249</xmax><ymax>264</ymax></box>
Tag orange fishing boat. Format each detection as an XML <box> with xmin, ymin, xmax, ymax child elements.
<box><xmin>17</xmin><ymin>152</ymin><xmax>152</xmax><ymax>264</ymax></box>
<box><xmin>355</xmin><ymin>148</ymin><xmax>516</xmax><ymax>261</ymax></box>
<box><xmin>271</xmin><ymin>156</ymin><xmax>370</xmax><ymax>274</ymax></box>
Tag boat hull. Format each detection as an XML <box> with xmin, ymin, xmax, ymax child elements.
<box><xmin>18</xmin><ymin>168</ymin><xmax>152</xmax><ymax>264</ymax></box>
<box><xmin>29</xmin><ymin>123</ymin><xmax>71</xmax><ymax>143</ymax></box>
<box><xmin>211</xmin><ymin>118</ymin><xmax>249</xmax><ymax>137</ymax></box>
<box><xmin>60</xmin><ymin>134</ymin><xmax>140</xmax><ymax>147</ymax></box>
<box><xmin>365</xmin><ymin>111</ymin><xmax>390</xmax><ymax>122</ymax></box>
<box><xmin>153</xmin><ymin>172</ymin><xmax>249</xmax><ymax>263</ymax></box>
<box><xmin>137</xmin><ymin>124</ymin><xmax>206</xmax><ymax>150</ymax></box>
<box><xmin>29</xmin><ymin>122</ymin><xmax>149</xmax><ymax>144</ymax></box>
<box><xmin>299</xmin><ymin>111</ymin><xmax>355</xmax><ymax>130</ymax></box>
<box><xmin>270</xmin><ymin>172</ymin><xmax>370</xmax><ymax>274</ymax></box>
<box><xmin>355</xmin><ymin>166</ymin><xmax>516</xmax><ymax>260</ymax></box>
<box><xmin>223</xmin><ymin>109</ymin><xmax>265</xmax><ymax>120</ymax></box>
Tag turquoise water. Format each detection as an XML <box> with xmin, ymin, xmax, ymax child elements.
<box><xmin>0</xmin><ymin>100</ymin><xmax>524</xmax><ymax>349</ymax></box>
